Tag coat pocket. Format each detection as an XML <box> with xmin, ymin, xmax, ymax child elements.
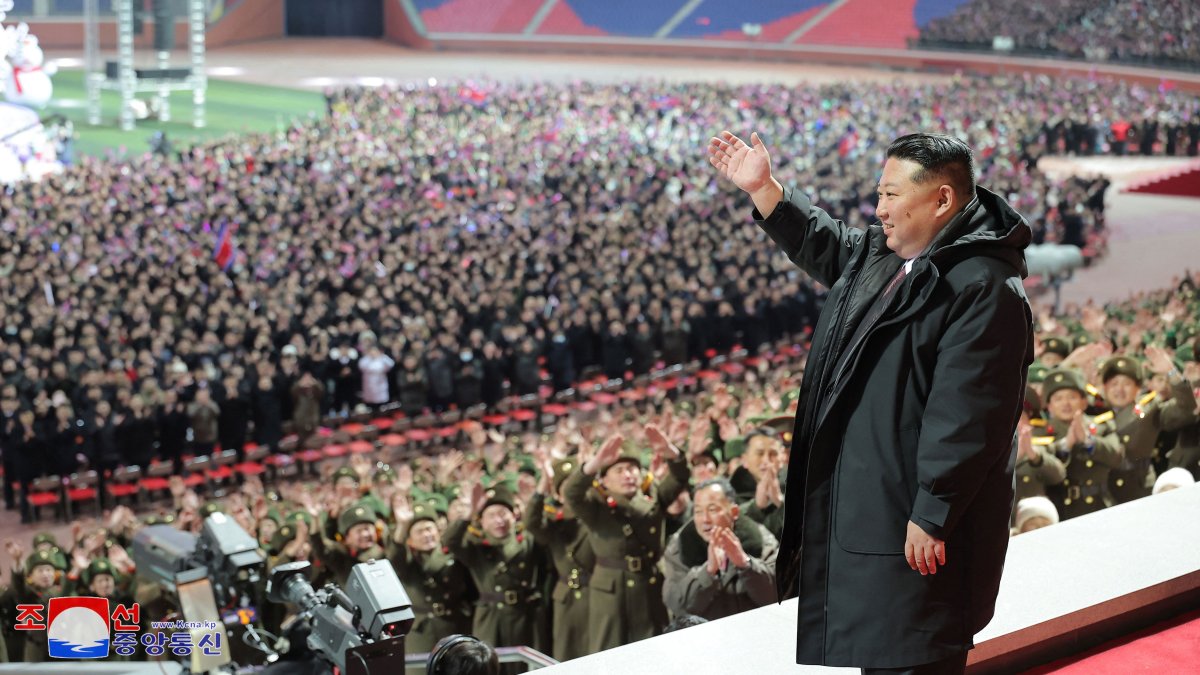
<box><xmin>832</xmin><ymin>426</ymin><xmax>920</xmax><ymax>555</ymax></box>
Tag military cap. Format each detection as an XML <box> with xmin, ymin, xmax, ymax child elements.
<box><xmin>1098</xmin><ymin>356</ymin><xmax>1143</xmax><ymax>384</ymax></box>
<box><xmin>1041</xmin><ymin>368</ymin><xmax>1088</xmax><ymax>402</ymax></box>
<box><xmin>31</xmin><ymin>532</ymin><xmax>59</xmax><ymax>551</ymax></box>
<box><xmin>424</xmin><ymin>493</ymin><xmax>450</xmax><ymax>515</ymax></box>
<box><xmin>332</xmin><ymin>466</ymin><xmax>360</xmax><ymax>485</ymax></box>
<box><xmin>1041</xmin><ymin>336</ymin><xmax>1072</xmax><ymax>359</ymax></box>
<box><xmin>599</xmin><ymin>449</ymin><xmax>643</xmax><ymax>476</ymax></box>
<box><xmin>259</xmin><ymin>507</ymin><xmax>283</xmax><ymax>525</ymax></box>
<box><xmin>550</xmin><ymin>457</ymin><xmax>577</xmax><ymax>494</ymax></box>
<box><xmin>777</xmin><ymin>389</ymin><xmax>800</xmax><ymax>413</ymax></box>
<box><xmin>1023</xmin><ymin>385</ymin><xmax>1043</xmax><ymax>419</ymax></box>
<box><xmin>270</xmin><ymin>523</ymin><xmax>298</xmax><ymax>553</ymax></box>
<box><xmin>374</xmin><ymin>464</ymin><xmax>397</xmax><ymax>483</ymax></box>
<box><xmin>337</xmin><ymin>502</ymin><xmax>377</xmax><ymax>537</ymax></box>
<box><xmin>26</xmin><ymin>549</ymin><xmax>66</xmax><ymax>577</ymax></box>
<box><xmin>722</xmin><ymin>436</ymin><xmax>746</xmax><ymax>461</ymax></box>
<box><xmin>1072</xmin><ymin>332</ymin><xmax>1094</xmax><ymax>349</ymax></box>
<box><xmin>481</xmin><ymin>483</ymin><xmax>517</xmax><ymax>512</ymax></box>
<box><xmin>409</xmin><ymin>502</ymin><xmax>439</xmax><ymax>527</ymax></box>
<box><xmin>200</xmin><ymin>502</ymin><xmax>223</xmax><ymax>518</ymax></box>
<box><xmin>83</xmin><ymin>558</ymin><xmax>117</xmax><ymax>585</ymax></box>
<box><xmin>143</xmin><ymin>513</ymin><xmax>176</xmax><ymax>527</ymax></box>
<box><xmin>1178</xmin><ymin>324</ymin><xmax>1199</xmax><ymax>345</ymax></box>
<box><xmin>759</xmin><ymin>415</ymin><xmax>794</xmax><ymax>446</ymax></box>
<box><xmin>1027</xmin><ymin>362</ymin><xmax>1050</xmax><ymax>384</ymax></box>
<box><xmin>287</xmin><ymin>510</ymin><xmax>315</xmax><ymax>529</ymax></box>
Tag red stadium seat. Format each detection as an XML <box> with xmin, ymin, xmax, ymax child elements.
<box><xmin>139</xmin><ymin>461</ymin><xmax>175</xmax><ymax>499</ymax></box>
<box><xmin>26</xmin><ymin>475</ymin><xmax>64</xmax><ymax>521</ymax></box>
<box><xmin>65</xmin><ymin>471</ymin><xmax>101</xmax><ymax>519</ymax></box>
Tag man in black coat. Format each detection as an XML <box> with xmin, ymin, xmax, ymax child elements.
<box><xmin>709</xmin><ymin>131</ymin><xmax>1033</xmax><ymax>673</ymax></box>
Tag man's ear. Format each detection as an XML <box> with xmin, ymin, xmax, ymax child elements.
<box><xmin>730</xmin><ymin>504</ymin><xmax>740</xmax><ymax>520</ymax></box>
<box><xmin>935</xmin><ymin>184</ymin><xmax>957</xmax><ymax>219</ymax></box>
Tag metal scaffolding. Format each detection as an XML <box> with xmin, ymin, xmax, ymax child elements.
<box><xmin>84</xmin><ymin>0</ymin><xmax>208</xmax><ymax>131</ymax></box>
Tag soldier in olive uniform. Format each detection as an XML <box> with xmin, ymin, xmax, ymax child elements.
<box><xmin>387</xmin><ymin>500</ymin><xmax>474</xmax><ymax>655</ymax></box>
<box><xmin>1167</xmin><ymin>342</ymin><xmax>1200</xmax><ymax>480</ymax></box>
<box><xmin>524</xmin><ymin>456</ymin><xmax>594</xmax><ymax>661</ymax></box>
<box><xmin>443</xmin><ymin>483</ymin><xmax>547</xmax><ymax>659</ymax></box>
<box><xmin>311</xmin><ymin>501</ymin><xmax>387</xmax><ymax>585</ymax></box>
<box><xmin>1040</xmin><ymin>368</ymin><xmax>1124</xmax><ymax>520</ymax></box>
<box><xmin>561</xmin><ymin>427</ymin><xmax>690</xmax><ymax>653</ymax></box>
<box><xmin>1017</xmin><ymin>384</ymin><xmax>1066</xmax><ymax>513</ymax></box>
<box><xmin>1099</xmin><ymin>351</ymin><xmax>1197</xmax><ymax>504</ymax></box>
<box><xmin>6</xmin><ymin>546</ymin><xmax>67</xmax><ymax>663</ymax></box>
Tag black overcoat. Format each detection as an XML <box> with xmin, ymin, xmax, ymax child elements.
<box><xmin>759</xmin><ymin>186</ymin><xmax>1033</xmax><ymax>668</ymax></box>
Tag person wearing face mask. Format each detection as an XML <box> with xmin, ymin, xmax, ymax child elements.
<box><xmin>1098</xmin><ymin>349</ymin><xmax>1196</xmax><ymax>505</ymax></box>
<box><xmin>443</xmin><ymin>483</ymin><xmax>547</xmax><ymax>665</ymax></box>
<box><xmin>560</xmin><ymin>427</ymin><xmax>690</xmax><ymax>653</ymax></box>
<box><xmin>387</xmin><ymin>498</ymin><xmax>474</xmax><ymax>655</ymax></box>
<box><xmin>663</xmin><ymin>477</ymin><xmax>778</xmax><ymax>621</ymax></box>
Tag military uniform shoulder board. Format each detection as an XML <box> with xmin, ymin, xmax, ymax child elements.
<box><xmin>1031</xmin><ymin>436</ymin><xmax>1056</xmax><ymax>446</ymax></box>
<box><xmin>1092</xmin><ymin>410</ymin><xmax>1115</xmax><ymax>425</ymax></box>
<box><xmin>1086</xmin><ymin>383</ymin><xmax>1102</xmax><ymax>398</ymax></box>
<box><xmin>1029</xmin><ymin>418</ymin><xmax>1047</xmax><ymax>427</ymax></box>
<box><xmin>1138</xmin><ymin>391</ymin><xmax>1158</xmax><ymax>406</ymax></box>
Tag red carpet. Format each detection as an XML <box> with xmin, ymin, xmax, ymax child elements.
<box><xmin>1125</xmin><ymin>164</ymin><xmax>1200</xmax><ymax>198</ymax></box>
<box><xmin>1022</xmin><ymin>609</ymin><xmax>1200</xmax><ymax>674</ymax></box>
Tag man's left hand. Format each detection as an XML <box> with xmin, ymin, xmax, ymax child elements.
<box><xmin>904</xmin><ymin>520</ymin><xmax>946</xmax><ymax>575</ymax></box>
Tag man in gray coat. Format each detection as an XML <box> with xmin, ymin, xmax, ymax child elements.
<box><xmin>708</xmin><ymin>131</ymin><xmax>1033</xmax><ymax>674</ymax></box>
<box><xmin>663</xmin><ymin>477</ymin><xmax>777</xmax><ymax>621</ymax></box>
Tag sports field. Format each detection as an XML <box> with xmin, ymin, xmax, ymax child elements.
<box><xmin>41</xmin><ymin>68</ymin><xmax>325</xmax><ymax>156</ymax></box>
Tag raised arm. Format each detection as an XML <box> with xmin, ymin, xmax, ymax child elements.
<box><xmin>708</xmin><ymin>130</ymin><xmax>862</xmax><ymax>287</ymax></box>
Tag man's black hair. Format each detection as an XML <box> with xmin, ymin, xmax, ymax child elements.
<box><xmin>886</xmin><ymin>133</ymin><xmax>976</xmax><ymax>202</ymax></box>
<box><xmin>429</xmin><ymin>637</ymin><xmax>499</xmax><ymax>675</ymax></box>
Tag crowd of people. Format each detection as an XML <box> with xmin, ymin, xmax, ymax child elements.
<box><xmin>0</xmin><ymin>267</ymin><xmax>1196</xmax><ymax>664</ymax></box>
<box><xmin>921</xmin><ymin>0</ymin><xmax>1200</xmax><ymax>68</ymax></box>
<box><xmin>6</xmin><ymin>74</ymin><xmax>1198</xmax><ymax>511</ymax></box>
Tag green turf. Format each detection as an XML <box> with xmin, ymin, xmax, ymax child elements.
<box><xmin>40</xmin><ymin>69</ymin><xmax>325</xmax><ymax>157</ymax></box>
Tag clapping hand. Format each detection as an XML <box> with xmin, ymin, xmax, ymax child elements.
<box><xmin>711</xmin><ymin>526</ymin><xmax>750</xmax><ymax>570</ymax></box>
<box><xmin>1017</xmin><ymin>422</ymin><xmax>1036</xmax><ymax>462</ymax></box>
<box><xmin>706</xmin><ymin>532</ymin><xmax>728</xmax><ymax>577</ymax></box>
<box><xmin>1066</xmin><ymin>411</ymin><xmax>1087</xmax><ymax>448</ymax></box>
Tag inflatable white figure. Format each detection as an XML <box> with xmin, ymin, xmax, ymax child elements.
<box><xmin>2</xmin><ymin>22</ymin><xmax>56</xmax><ymax>108</ymax></box>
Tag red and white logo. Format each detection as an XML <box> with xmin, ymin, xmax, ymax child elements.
<box><xmin>47</xmin><ymin>597</ymin><xmax>110</xmax><ymax>659</ymax></box>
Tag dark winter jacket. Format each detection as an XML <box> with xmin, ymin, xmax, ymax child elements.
<box><xmin>759</xmin><ymin>186</ymin><xmax>1033</xmax><ymax>668</ymax></box>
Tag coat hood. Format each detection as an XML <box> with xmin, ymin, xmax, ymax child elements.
<box><xmin>926</xmin><ymin>186</ymin><xmax>1032</xmax><ymax>278</ymax></box>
